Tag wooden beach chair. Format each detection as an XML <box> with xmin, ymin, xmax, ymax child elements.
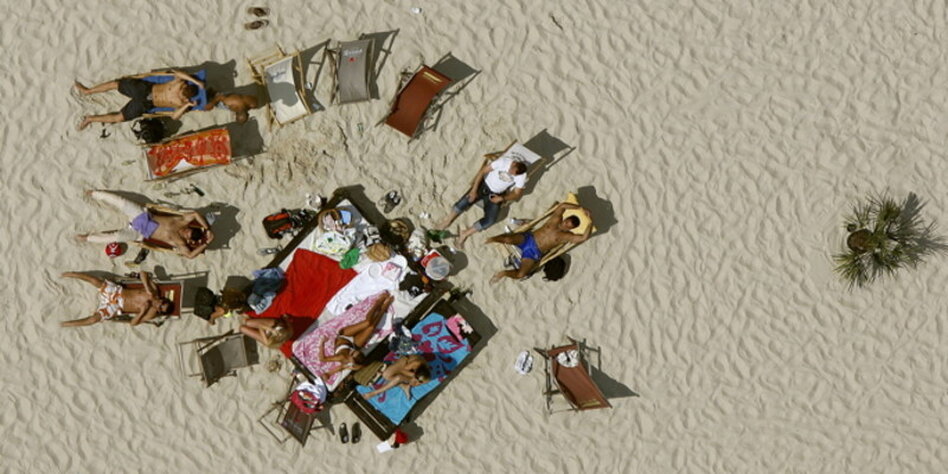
<box><xmin>328</xmin><ymin>38</ymin><xmax>374</xmax><ymax>105</ymax></box>
<box><xmin>247</xmin><ymin>46</ymin><xmax>313</xmax><ymax>127</ymax></box>
<box><xmin>382</xmin><ymin>65</ymin><xmax>452</xmax><ymax>139</ymax></box>
<box><xmin>177</xmin><ymin>330</ymin><xmax>259</xmax><ymax>387</ymax></box>
<box><xmin>258</xmin><ymin>374</ymin><xmax>329</xmax><ymax>446</ymax></box>
<box><xmin>498</xmin><ymin>192</ymin><xmax>595</xmax><ymax>274</ymax></box>
<box><xmin>534</xmin><ymin>337</ymin><xmax>611</xmax><ymax>413</ymax></box>
<box><xmin>142</xmin><ymin>128</ymin><xmax>232</xmax><ymax>182</ymax></box>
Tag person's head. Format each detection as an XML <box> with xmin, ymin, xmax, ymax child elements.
<box><xmin>509</xmin><ymin>161</ymin><xmax>527</xmax><ymax>176</ymax></box>
<box><xmin>158</xmin><ymin>297</ymin><xmax>174</xmax><ymax>315</ymax></box>
<box><xmin>183</xmin><ymin>83</ymin><xmax>199</xmax><ymax>100</ymax></box>
<box><xmin>350</xmin><ymin>351</ymin><xmax>366</xmax><ymax>365</ymax></box>
<box><xmin>411</xmin><ymin>363</ymin><xmax>431</xmax><ymax>384</ymax></box>
<box><xmin>265</xmin><ymin>321</ymin><xmax>292</xmax><ymax>348</ymax></box>
<box><xmin>560</xmin><ymin>215</ymin><xmax>581</xmax><ymax>231</ymax></box>
<box><xmin>235</xmin><ymin>110</ymin><xmax>249</xmax><ymax>124</ymax></box>
<box><xmin>179</xmin><ymin>227</ymin><xmax>206</xmax><ymax>247</ymax></box>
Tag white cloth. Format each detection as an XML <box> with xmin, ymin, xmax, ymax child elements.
<box><xmin>324</xmin><ymin>255</ymin><xmax>407</xmax><ymax>315</ymax></box>
<box><xmin>484</xmin><ymin>156</ymin><xmax>527</xmax><ymax>194</ymax></box>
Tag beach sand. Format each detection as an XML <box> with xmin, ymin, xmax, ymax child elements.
<box><xmin>2</xmin><ymin>0</ymin><xmax>947</xmax><ymax>472</ymax></box>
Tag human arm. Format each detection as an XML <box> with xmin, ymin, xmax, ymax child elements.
<box><xmin>181</xmin><ymin>241</ymin><xmax>209</xmax><ymax>259</ymax></box>
<box><xmin>467</xmin><ymin>163</ymin><xmax>492</xmax><ymax>200</ymax></box>
<box><xmin>496</xmin><ymin>187</ymin><xmax>524</xmax><ymax>204</ymax></box>
<box><xmin>204</xmin><ymin>92</ymin><xmax>222</xmax><ymax>111</ymax></box>
<box><xmin>130</xmin><ymin>301</ymin><xmax>158</xmax><ymax>326</ymax></box>
<box><xmin>172</xmin><ymin>69</ymin><xmax>204</xmax><ymax>89</ymax></box>
<box><xmin>139</xmin><ymin>271</ymin><xmax>159</xmax><ymax>298</ymax></box>
<box><xmin>185</xmin><ymin>211</ymin><xmax>212</xmax><ymax>230</ymax></box>
<box><xmin>60</xmin><ymin>314</ymin><xmax>103</xmax><ymax>327</ymax></box>
<box><xmin>362</xmin><ymin>377</ymin><xmax>402</xmax><ymax>399</ymax></box>
<box><xmin>170</xmin><ymin>102</ymin><xmax>194</xmax><ymax>120</ymax></box>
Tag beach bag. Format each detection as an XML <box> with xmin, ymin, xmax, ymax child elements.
<box><xmin>262</xmin><ymin>209</ymin><xmax>311</xmax><ymax>239</ymax></box>
<box><xmin>131</xmin><ymin>118</ymin><xmax>165</xmax><ymax>144</ymax></box>
<box><xmin>290</xmin><ymin>381</ymin><xmax>327</xmax><ymax>414</ymax></box>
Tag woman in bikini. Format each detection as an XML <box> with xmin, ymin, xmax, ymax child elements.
<box><xmin>317</xmin><ymin>292</ymin><xmax>395</xmax><ymax>376</ymax></box>
<box><xmin>361</xmin><ymin>354</ymin><xmax>431</xmax><ymax>400</ymax></box>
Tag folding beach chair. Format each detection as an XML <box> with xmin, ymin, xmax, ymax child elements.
<box><xmin>248</xmin><ymin>46</ymin><xmax>313</xmax><ymax>127</ymax></box>
<box><xmin>137</xmin><ymin>70</ymin><xmax>209</xmax><ymax>117</ymax></box>
<box><xmin>258</xmin><ymin>374</ymin><xmax>328</xmax><ymax>446</ymax></box>
<box><xmin>382</xmin><ymin>65</ymin><xmax>452</xmax><ymax>138</ymax></box>
<box><xmin>498</xmin><ymin>192</ymin><xmax>595</xmax><ymax>274</ymax></box>
<box><xmin>142</xmin><ymin>128</ymin><xmax>232</xmax><ymax>181</ymax></box>
<box><xmin>177</xmin><ymin>330</ymin><xmax>259</xmax><ymax>387</ymax></box>
<box><xmin>534</xmin><ymin>337</ymin><xmax>611</xmax><ymax>413</ymax></box>
<box><xmin>328</xmin><ymin>38</ymin><xmax>374</xmax><ymax>105</ymax></box>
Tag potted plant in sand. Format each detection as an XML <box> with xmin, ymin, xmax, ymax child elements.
<box><xmin>834</xmin><ymin>192</ymin><xmax>947</xmax><ymax>289</ymax></box>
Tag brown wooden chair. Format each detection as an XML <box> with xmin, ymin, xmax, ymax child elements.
<box><xmin>382</xmin><ymin>66</ymin><xmax>452</xmax><ymax>138</ymax></box>
<box><xmin>535</xmin><ymin>337</ymin><xmax>611</xmax><ymax>413</ymax></box>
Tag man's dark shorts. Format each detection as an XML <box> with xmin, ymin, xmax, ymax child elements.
<box><xmin>117</xmin><ymin>78</ymin><xmax>154</xmax><ymax>120</ymax></box>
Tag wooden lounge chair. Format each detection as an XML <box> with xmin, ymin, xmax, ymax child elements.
<box><xmin>328</xmin><ymin>38</ymin><xmax>375</xmax><ymax>105</ymax></box>
<box><xmin>382</xmin><ymin>65</ymin><xmax>452</xmax><ymax>138</ymax></box>
<box><xmin>535</xmin><ymin>337</ymin><xmax>611</xmax><ymax>413</ymax></box>
<box><xmin>258</xmin><ymin>373</ymin><xmax>328</xmax><ymax>446</ymax></box>
<box><xmin>497</xmin><ymin>192</ymin><xmax>595</xmax><ymax>274</ymax></box>
<box><xmin>177</xmin><ymin>330</ymin><xmax>259</xmax><ymax>387</ymax></box>
<box><xmin>142</xmin><ymin>128</ymin><xmax>232</xmax><ymax>181</ymax></box>
<box><xmin>247</xmin><ymin>46</ymin><xmax>313</xmax><ymax>127</ymax></box>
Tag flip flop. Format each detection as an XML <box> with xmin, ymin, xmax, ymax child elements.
<box><xmin>247</xmin><ymin>7</ymin><xmax>269</xmax><ymax>16</ymax></box>
<box><xmin>339</xmin><ymin>422</ymin><xmax>349</xmax><ymax>444</ymax></box>
<box><xmin>244</xmin><ymin>20</ymin><xmax>269</xmax><ymax>30</ymax></box>
<box><xmin>351</xmin><ymin>422</ymin><xmax>361</xmax><ymax>444</ymax></box>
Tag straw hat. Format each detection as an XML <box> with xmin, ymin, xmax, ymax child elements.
<box><xmin>367</xmin><ymin>243</ymin><xmax>392</xmax><ymax>262</ymax></box>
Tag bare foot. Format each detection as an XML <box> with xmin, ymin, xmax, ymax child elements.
<box><xmin>489</xmin><ymin>272</ymin><xmax>505</xmax><ymax>284</ymax></box>
<box><xmin>73</xmin><ymin>81</ymin><xmax>90</xmax><ymax>94</ymax></box>
<box><xmin>74</xmin><ymin>233</ymin><xmax>88</xmax><ymax>243</ymax></box>
<box><xmin>61</xmin><ymin>271</ymin><xmax>79</xmax><ymax>278</ymax></box>
<box><xmin>77</xmin><ymin>116</ymin><xmax>92</xmax><ymax>131</ymax></box>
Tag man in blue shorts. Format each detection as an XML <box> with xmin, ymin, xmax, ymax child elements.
<box><xmin>75</xmin><ymin>69</ymin><xmax>204</xmax><ymax>130</ymax></box>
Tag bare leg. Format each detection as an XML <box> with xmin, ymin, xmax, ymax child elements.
<box><xmin>455</xmin><ymin>227</ymin><xmax>478</xmax><ymax>249</ymax></box>
<box><xmin>342</xmin><ymin>293</ymin><xmax>395</xmax><ymax>347</ymax></box>
<box><xmin>490</xmin><ymin>258</ymin><xmax>537</xmax><ymax>284</ymax></box>
<box><xmin>61</xmin><ymin>271</ymin><xmax>106</xmax><ymax>288</ymax></box>
<box><xmin>61</xmin><ymin>314</ymin><xmax>103</xmax><ymax>327</ymax></box>
<box><xmin>435</xmin><ymin>211</ymin><xmax>459</xmax><ymax>230</ymax></box>
<box><xmin>486</xmin><ymin>232</ymin><xmax>526</xmax><ymax>246</ymax></box>
<box><xmin>74</xmin><ymin>80</ymin><xmax>119</xmax><ymax>95</ymax></box>
<box><xmin>240</xmin><ymin>318</ymin><xmax>277</xmax><ymax>345</ymax></box>
<box><xmin>78</xmin><ymin>112</ymin><xmax>124</xmax><ymax>131</ymax></box>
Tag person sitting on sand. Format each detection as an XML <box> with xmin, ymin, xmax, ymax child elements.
<box><xmin>240</xmin><ymin>317</ymin><xmax>293</xmax><ymax>349</ymax></box>
<box><xmin>487</xmin><ymin>202</ymin><xmax>592</xmax><ymax>283</ymax></box>
<box><xmin>204</xmin><ymin>90</ymin><xmax>261</xmax><ymax>124</ymax></box>
<box><xmin>434</xmin><ymin>155</ymin><xmax>528</xmax><ymax>248</ymax></box>
<box><xmin>361</xmin><ymin>354</ymin><xmax>431</xmax><ymax>400</ymax></box>
<box><xmin>60</xmin><ymin>271</ymin><xmax>173</xmax><ymax>327</ymax></box>
<box><xmin>75</xmin><ymin>69</ymin><xmax>205</xmax><ymax>130</ymax></box>
<box><xmin>317</xmin><ymin>292</ymin><xmax>395</xmax><ymax>376</ymax></box>
<box><xmin>193</xmin><ymin>286</ymin><xmax>251</xmax><ymax>325</ymax></box>
<box><xmin>76</xmin><ymin>190</ymin><xmax>214</xmax><ymax>260</ymax></box>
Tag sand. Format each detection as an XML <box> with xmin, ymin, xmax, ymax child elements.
<box><xmin>2</xmin><ymin>0</ymin><xmax>947</xmax><ymax>472</ymax></box>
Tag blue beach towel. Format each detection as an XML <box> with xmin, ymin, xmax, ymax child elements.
<box><xmin>142</xmin><ymin>70</ymin><xmax>208</xmax><ymax>112</ymax></box>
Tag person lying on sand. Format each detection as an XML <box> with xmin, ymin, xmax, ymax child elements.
<box><xmin>434</xmin><ymin>154</ymin><xmax>528</xmax><ymax>249</ymax></box>
<box><xmin>75</xmin><ymin>190</ymin><xmax>214</xmax><ymax>260</ymax></box>
<box><xmin>75</xmin><ymin>69</ymin><xmax>205</xmax><ymax>130</ymax></box>
<box><xmin>487</xmin><ymin>202</ymin><xmax>592</xmax><ymax>283</ymax></box>
<box><xmin>317</xmin><ymin>293</ymin><xmax>394</xmax><ymax>377</ymax></box>
<box><xmin>60</xmin><ymin>271</ymin><xmax>173</xmax><ymax>327</ymax></box>
<box><xmin>361</xmin><ymin>354</ymin><xmax>430</xmax><ymax>400</ymax></box>
<box><xmin>204</xmin><ymin>91</ymin><xmax>261</xmax><ymax>124</ymax></box>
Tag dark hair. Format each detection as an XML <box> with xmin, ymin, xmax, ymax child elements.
<box><xmin>511</xmin><ymin>161</ymin><xmax>527</xmax><ymax>175</ymax></box>
<box><xmin>193</xmin><ymin>287</ymin><xmax>218</xmax><ymax>320</ymax></box>
<box><xmin>413</xmin><ymin>363</ymin><xmax>431</xmax><ymax>383</ymax></box>
<box><xmin>189</xmin><ymin>227</ymin><xmax>206</xmax><ymax>243</ymax></box>
<box><xmin>183</xmin><ymin>83</ymin><xmax>199</xmax><ymax>100</ymax></box>
<box><xmin>564</xmin><ymin>215</ymin><xmax>580</xmax><ymax>228</ymax></box>
<box><xmin>159</xmin><ymin>297</ymin><xmax>175</xmax><ymax>315</ymax></box>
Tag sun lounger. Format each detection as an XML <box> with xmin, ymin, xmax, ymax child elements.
<box><xmin>383</xmin><ymin>66</ymin><xmax>452</xmax><ymax>138</ymax></box>
<box><xmin>499</xmin><ymin>192</ymin><xmax>595</xmax><ymax>274</ymax></box>
<box><xmin>248</xmin><ymin>47</ymin><xmax>313</xmax><ymax>127</ymax></box>
<box><xmin>142</xmin><ymin>128</ymin><xmax>232</xmax><ymax>181</ymax></box>
<box><xmin>177</xmin><ymin>330</ymin><xmax>259</xmax><ymax>387</ymax></box>
<box><xmin>535</xmin><ymin>337</ymin><xmax>611</xmax><ymax>413</ymax></box>
<box><xmin>329</xmin><ymin>38</ymin><xmax>374</xmax><ymax>104</ymax></box>
<box><xmin>138</xmin><ymin>70</ymin><xmax>209</xmax><ymax>117</ymax></box>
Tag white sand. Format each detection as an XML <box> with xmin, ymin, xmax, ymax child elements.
<box><xmin>3</xmin><ymin>0</ymin><xmax>948</xmax><ymax>472</ymax></box>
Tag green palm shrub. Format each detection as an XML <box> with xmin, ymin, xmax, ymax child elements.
<box><xmin>834</xmin><ymin>192</ymin><xmax>947</xmax><ymax>289</ymax></box>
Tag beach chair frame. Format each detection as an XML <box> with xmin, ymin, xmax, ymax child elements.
<box><xmin>176</xmin><ymin>330</ymin><xmax>259</xmax><ymax>387</ymax></box>
<box><xmin>496</xmin><ymin>192</ymin><xmax>594</xmax><ymax>275</ymax></box>
<box><xmin>108</xmin><ymin>274</ymin><xmax>186</xmax><ymax>326</ymax></box>
<box><xmin>379</xmin><ymin>65</ymin><xmax>452</xmax><ymax>140</ymax></box>
<box><xmin>258</xmin><ymin>373</ymin><xmax>329</xmax><ymax>446</ymax></box>
<box><xmin>327</xmin><ymin>37</ymin><xmax>375</xmax><ymax>105</ymax></box>
<box><xmin>534</xmin><ymin>337</ymin><xmax>611</xmax><ymax>413</ymax></box>
<box><xmin>140</xmin><ymin>127</ymin><xmax>233</xmax><ymax>182</ymax></box>
<box><xmin>247</xmin><ymin>46</ymin><xmax>313</xmax><ymax>128</ymax></box>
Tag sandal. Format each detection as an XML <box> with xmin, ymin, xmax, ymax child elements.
<box><xmin>247</xmin><ymin>7</ymin><xmax>269</xmax><ymax>16</ymax></box>
<box><xmin>351</xmin><ymin>422</ymin><xmax>361</xmax><ymax>443</ymax></box>
<box><xmin>339</xmin><ymin>422</ymin><xmax>349</xmax><ymax>443</ymax></box>
<box><xmin>244</xmin><ymin>20</ymin><xmax>269</xmax><ymax>30</ymax></box>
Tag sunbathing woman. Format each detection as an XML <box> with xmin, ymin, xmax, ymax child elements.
<box><xmin>240</xmin><ymin>317</ymin><xmax>293</xmax><ymax>349</ymax></box>
<box><xmin>60</xmin><ymin>271</ymin><xmax>173</xmax><ymax>327</ymax></box>
<box><xmin>361</xmin><ymin>354</ymin><xmax>431</xmax><ymax>400</ymax></box>
<box><xmin>317</xmin><ymin>292</ymin><xmax>395</xmax><ymax>376</ymax></box>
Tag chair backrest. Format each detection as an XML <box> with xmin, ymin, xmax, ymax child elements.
<box><xmin>280</xmin><ymin>401</ymin><xmax>318</xmax><ymax>446</ymax></box>
<box><xmin>336</xmin><ymin>39</ymin><xmax>374</xmax><ymax>104</ymax></box>
<box><xmin>546</xmin><ymin>343</ymin><xmax>611</xmax><ymax>411</ymax></box>
<box><xmin>199</xmin><ymin>334</ymin><xmax>259</xmax><ymax>386</ymax></box>
<box><xmin>384</xmin><ymin>66</ymin><xmax>452</xmax><ymax>137</ymax></box>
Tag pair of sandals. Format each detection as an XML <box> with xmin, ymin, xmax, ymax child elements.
<box><xmin>338</xmin><ymin>422</ymin><xmax>361</xmax><ymax>444</ymax></box>
<box><xmin>244</xmin><ymin>7</ymin><xmax>270</xmax><ymax>30</ymax></box>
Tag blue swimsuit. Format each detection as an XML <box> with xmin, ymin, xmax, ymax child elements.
<box><xmin>516</xmin><ymin>232</ymin><xmax>542</xmax><ymax>261</ymax></box>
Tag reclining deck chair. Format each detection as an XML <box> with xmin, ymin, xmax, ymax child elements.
<box><xmin>142</xmin><ymin>128</ymin><xmax>232</xmax><ymax>181</ymax></box>
<box><xmin>382</xmin><ymin>66</ymin><xmax>452</xmax><ymax>138</ymax></box>
<box><xmin>498</xmin><ymin>192</ymin><xmax>594</xmax><ymax>275</ymax></box>
<box><xmin>177</xmin><ymin>330</ymin><xmax>259</xmax><ymax>387</ymax></box>
<box><xmin>258</xmin><ymin>373</ymin><xmax>328</xmax><ymax>446</ymax></box>
<box><xmin>138</xmin><ymin>70</ymin><xmax>209</xmax><ymax>117</ymax></box>
<box><xmin>248</xmin><ymin>47</ymin><xmax>313</xmax><ymax>127</ymax></box>
<box><xmin>111</xmin><ymin>275</ymin><xmax>185</xmax><ymax>326</ymax></box>
<box><xmin>328</xmin><ymin>38</ymin><xmax>375</xmax><ymax>105</ymax></box>
<box><xmin>535</xmin><ymin>337</ymin><xmax>611</xmax><ymax>413</ymax></box>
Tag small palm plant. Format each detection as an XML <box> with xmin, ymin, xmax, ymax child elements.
<box><xmin>834</xmin><ymin>192</ymin><xmax>947</xmax><ymax>289</ymax></box>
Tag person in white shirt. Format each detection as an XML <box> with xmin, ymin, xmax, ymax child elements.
<box><xmin>435</xmin><ymin>156</ymin><xmax>528</xmax><ymax>248</ymax></box>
